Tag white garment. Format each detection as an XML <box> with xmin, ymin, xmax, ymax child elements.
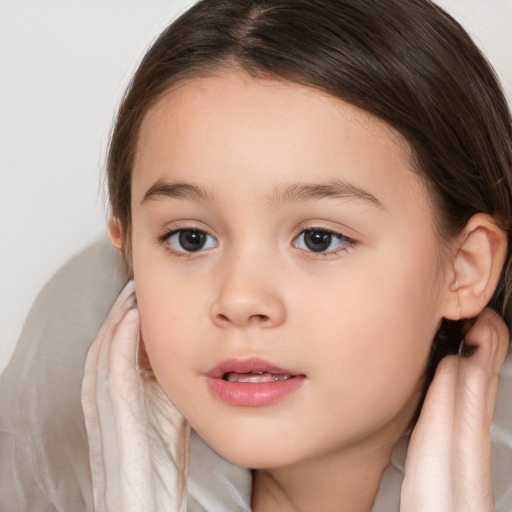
<box><xmin>1</xmin><ymin>238</ymin><xmax>511</xmax><ymax>511</ymax></box>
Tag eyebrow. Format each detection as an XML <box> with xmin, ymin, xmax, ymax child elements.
<box><xmin>141</xmin><ymin>180</ymin><xmax>217</xmax><ymax>204</ymax></box>
<box><xmin>141</xmin><ymin>178</ymin><xmax>384</xmax><ymax>210</ymax></box>
<box><xmin>271</xmin><ymin>180</ymin><xmax>384</xmax><ymax>209</ymax></box>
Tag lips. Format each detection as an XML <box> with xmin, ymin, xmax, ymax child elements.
<box><xmin>206</xmin><ymin>357</ymin><xmax>305</xmax><ymax>406</ymax></box>
<box><xmin>207</xmin><ymin>357</ymin><xmax>299</xmax><ymax>378</ymax></box>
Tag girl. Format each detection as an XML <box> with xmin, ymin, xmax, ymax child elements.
<box><xmin>3</xmin><ymin>0</ymin><xmax>512</xmax><ymax>511</ymax></box>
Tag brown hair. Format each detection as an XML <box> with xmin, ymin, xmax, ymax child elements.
<box><xmin>107</xmin><ymin>0</ymin><xmax>512</xmax><ymax>381</ymax></box>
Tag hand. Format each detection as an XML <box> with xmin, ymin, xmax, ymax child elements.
<box><xmin>81</xmin><ymin>282</ymin><xmax>190</xmax><ymax>512</ymax></box>
<box><xmin>400</xmin><ymin>308</ymin><xmax>509</xmax><ymax>512</ymax></box>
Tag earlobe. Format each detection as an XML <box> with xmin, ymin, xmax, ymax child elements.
<box><xmin>108</xmin><ymin>217</ymin><xmax>124</xmax><ymax>251</ymax></box>
<box><xmin>444</xmin><ymin>214</ymin><xmax>507</xmax><ymax>320</ymax></box>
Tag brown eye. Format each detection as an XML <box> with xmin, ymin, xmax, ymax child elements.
<box><xmin>294</xmin><ymin>229</ymin><xmax>352</xmax><ymax>254</ymax></box>
<box><xmin>167</xmin><ymin>229</ymin><xmax>217</xmax><ymax>253</ymax></box>
<box><xmin>304</xmin><ymin>230</ymin><xmax>333</xmax><ymax>252</ymax></box>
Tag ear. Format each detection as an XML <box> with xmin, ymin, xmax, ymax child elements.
<box><xmin>444</xmin><ymin>214</ymin><xmax>507</xmax><ymax>320</ymax></box>
<box><xmin>108</xmin><ymin>217</ymin><xmax>124</xmax><ymax>251</ymax></box>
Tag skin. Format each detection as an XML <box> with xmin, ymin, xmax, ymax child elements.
<box><xmin>401</xmin><ymin>307</ymin><xmax>509</xmax><ymax>512</ymax></box>
<box><xmin>103</xmin><ymin>70</ymin><xmax>507</xmax><ymax>511</ymax></box>
<box><xmin>83</xmin><ymin>294</ymin><xmax>509</xmax><ymax>511</ymax></box>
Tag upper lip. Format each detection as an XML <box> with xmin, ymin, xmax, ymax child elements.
<box><xmin>206</xmin><ymin>357</ymin><xmax>302</xmax><ymax>378</ymax></box>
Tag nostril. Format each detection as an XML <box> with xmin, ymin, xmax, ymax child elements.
<box><xmin>252</xmin><ymin>314</ymin><xmax>269</xmax><ymax>323</ymax></box>
<box><xmin>215</xmin><ymin>313</ymin><xmax>269</xmax><ymax>324</ymax></box>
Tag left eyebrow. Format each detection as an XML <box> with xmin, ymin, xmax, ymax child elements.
<box><xmin>271</xmin><ymin>180</ymin><xmax>385</xmax><ymax>209</ymax></box>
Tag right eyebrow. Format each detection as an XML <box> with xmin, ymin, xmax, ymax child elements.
<box><xmin>141</xmin><ymin>179</ymin><xmax>216</xmax><ymax>204</ymax></box>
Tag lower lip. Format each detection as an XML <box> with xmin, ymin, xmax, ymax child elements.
<box><xmin>206</xmin><ymin>376</ymin><xmax>305</xmax><ymax>406</ymax></box>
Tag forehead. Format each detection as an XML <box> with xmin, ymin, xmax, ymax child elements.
<box><xmin>132</xmin><ymin>70</ymin><xmax>425</xmax><ymax>213</ymax></box>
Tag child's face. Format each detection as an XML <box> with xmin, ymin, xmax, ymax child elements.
<box><xmin>129</xmin><ymin>70</ymin><xmax>453</xmax><ymax>469</ymax></box>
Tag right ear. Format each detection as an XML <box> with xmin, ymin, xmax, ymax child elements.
<box><xmin>108</xmin><ymin>217</ymin><xmax>124</xmax><ymax>251</ymax></box>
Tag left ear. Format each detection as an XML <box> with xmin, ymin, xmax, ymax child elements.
<box><xmin>444</xmin><ymin>213</ymin><xmax>507</xmax><ymax>320</ymax></box>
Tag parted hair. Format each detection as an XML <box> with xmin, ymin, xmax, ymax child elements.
<box><xmin>107</xmin><ymin>0</ymin><xmax>512</xmax><ymax>388</ymax></box>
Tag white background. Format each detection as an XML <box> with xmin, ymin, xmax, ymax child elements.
<box><xmin>1</xmin><ymin>0</ymin><xmax>512</xmax><ymax>373</ymax></box>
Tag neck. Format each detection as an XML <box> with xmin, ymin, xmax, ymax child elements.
<box><xmin>251</xmin><ymin>429</ymin><xmax>405</xmax><ymax>512</ymax></box>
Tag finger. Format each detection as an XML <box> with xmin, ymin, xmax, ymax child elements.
<box><xmin>94</xmin><ymin>301</ymin><xmax>141</xmax><ymax>509</ymax></box>
<box><xmin>108</xmin><ymin>308</ymin><xmax>157</xmax><ymax>510</ymax></box>
<box><xmin>452</xmin><ymin>309</ymin><xmax>509</xmax><ymax>511</ymax></box>
<box><xmin>401</xmin><ymin>355</ymin><xmax>459</xmax><ymax>512</ymax></box>
<box><xmin>92</xmin><ymin>281</ymin><xmax>137</xmax><ymax>361</ymax></box>
<box><xmin>83</xmin><ymin>280</ymin><xmax>137</xmax><ymax>393</ymax></box>
<box><xmin>464</xmin><ymin>308</ymin><xmax>509</xmax><ymax>376</ymax></box>
<box><xmin>81</xmin><ymin>346</ymin><xmax>107</xmax><ymax>510</ymax></box>
<box><xmin>95</xmin><ymin>310</ymin><xmax>127</xmax><ymax>509</ymax></box>
<box><xmin>110</xmin><ymin>307</ymin><xmax>140</xmax><ymax>378</ymax></box>
<box><xmin>457</xmin><ymin>309</ymin><xmax>508</xmax><ymax>441</ymax></box>
<box><xmin>85</xmin><ymin>279</ymin><xmax>137</xmax><ymax>415</ymax></box>
<box><xmin>83</xmin><ymin>280</ymin><xmax>136</xmax><ymax>378</ymax></box>
<box><xmin>81</xmin><ymin>281</ymin><xmax>136</xmax><ymax>510</ymax></box>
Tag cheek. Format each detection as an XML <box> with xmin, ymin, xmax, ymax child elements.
<box><xmin>137</xmin><ymin>280</ymin><xmax>200</xmax><ymax>359</ymax></box>
<box><xmin>131</xmin><ymin>245</ymin><xmax>202</xmax><ymax>383</ymax></box>
<box><xmin>136</xmin><ymin>278</ymin><xmax>206</xmax><ymax>411</ymax></box>
<box><xmin>295</xmin><ymin>245</ymin><xmax>444</xmax><ymax>404</ymax></box>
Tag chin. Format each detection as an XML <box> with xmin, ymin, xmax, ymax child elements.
<box><xmin>217</xmin><ymin>446</ymin><xmax>298</xmax><ymax>470</ymax></box>
<box><xmin>195</xmin><ymin>426</ymin><xmax>310</xmax><ymax>470</ymax></box>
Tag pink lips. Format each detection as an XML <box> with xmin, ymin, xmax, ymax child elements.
<box><xmin>206</xmin><ymin>357</ymin><xmax>305</xmax><ymax>407</ymax></box>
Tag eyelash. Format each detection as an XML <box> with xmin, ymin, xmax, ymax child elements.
<box><xmin>158</xmin><ymin>227</ymin><xmax>217</xmax><ymax>257</ymax></box>
<box><xmin>157</xmin><ymin>225</ymin><xmax>356</xmax><ymax>257</ymax></box>
<box><xmin>294</xmin><ymin>225</ymin><xmax>356</xmax><ymax>256</ymax></box>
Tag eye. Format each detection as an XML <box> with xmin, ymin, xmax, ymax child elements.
<box><xmin>165</xmin><ymin>229</ymin><xmax>217</xmax><ymax>253</ymax></box>
<box><xmin>294</xmin><ymin>229</ymin><xmax>353</xmax><ymax>254</ymax></box>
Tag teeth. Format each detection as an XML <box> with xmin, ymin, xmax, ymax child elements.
<box><xmin>224</xmin><ymin>372</ymin><xmax>293</xmax><ymax>383</ymax></box>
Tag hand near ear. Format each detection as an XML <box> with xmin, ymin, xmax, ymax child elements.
<box><xmin>81</xmin><ymin>282</ymin><xmax>189</xmax><ymax>512</ymax></box>
<box><xmin>400</xmin><ymin>308</ymin><xmax>510</xmax><ymax>512</ymax></box>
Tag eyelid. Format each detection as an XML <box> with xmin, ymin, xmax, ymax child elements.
<box><xmin>157</xmin><ymin>220</ymin><xmax>216</xmax><ymax>241</ymax></box>
<box><xmin>157</xmin><ymin>222</ymin><xmax>218</xmax><ymax>256</ymax></box>
<box><xmin>297</xmin><ymin>222</ymin><xmax>358</xmax><ymax>242</ymax></box>
<box><xmin>293</xmin><ymin>223</ymin><xmax>357</xmax><ymax>256</ymax></box>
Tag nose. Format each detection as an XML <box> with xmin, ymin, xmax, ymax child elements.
<box><xmin>209</xmin><ymin>256</ymin><xmax>286</xmax><ymax>329</ymax></box>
